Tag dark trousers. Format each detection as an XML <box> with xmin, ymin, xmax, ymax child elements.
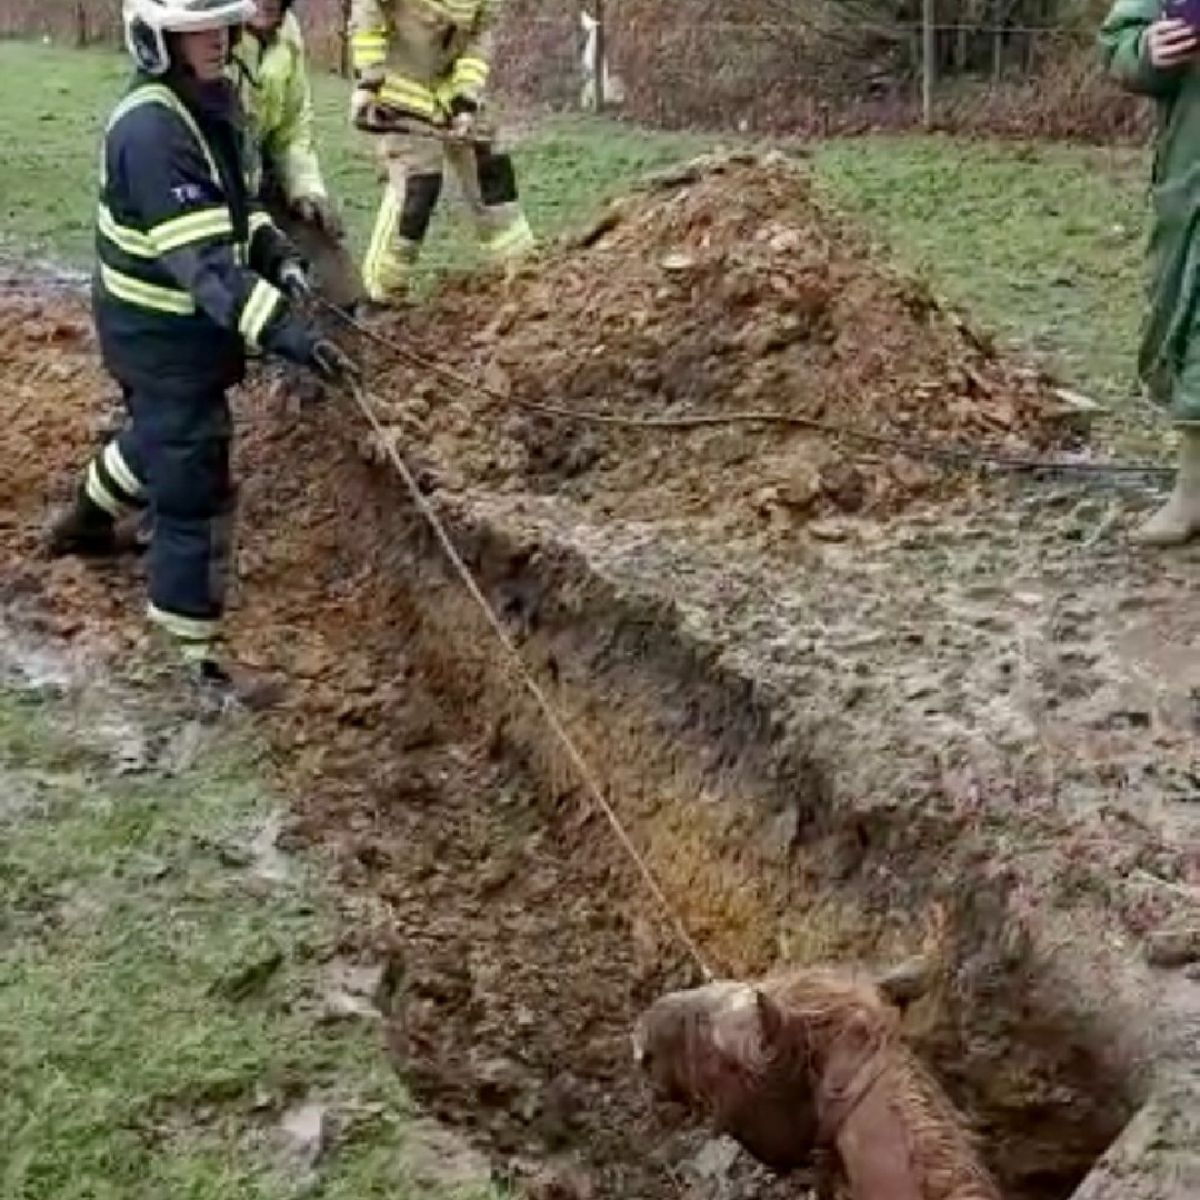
<box><xmin>82</xmin><ymin>381</ymin><xmax>235</xmax><ymax>652</ymax></box>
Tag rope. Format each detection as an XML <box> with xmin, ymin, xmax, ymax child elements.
<box><xmin>339</xmin><ymin>372</ymin><xmax>716</xmax><ymax>983</ymax></box>
<box><xmin>317</xmin><ymin>299</ymin><xmax>1172</xmax><ymax>482</ymax></box>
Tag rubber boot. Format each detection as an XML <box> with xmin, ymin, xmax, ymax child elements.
<box><xmin>45</xmin><ymin>485</ymin><xmax>120</xmax><ymax>558</ymax></box>
<box><xmin>1133</xmin><ymin>427</ymin><xmax>1200</xmax><ymax>547</ymax></box>
<box><xmin>185</xmin><ymin>657</ymin><xmax>287</xmax><ymax>713</ymax></box>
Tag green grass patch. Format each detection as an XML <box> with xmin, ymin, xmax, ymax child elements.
<box><xmin>812</xmin><ymin>135</ymin><xmax>1150</xmax><ymax>407</ymax></box>
<box><xmin>0</xmin><ymin>42</ymin><xmax>704</xmax><ymax>280</ymax></box>
<box><xmin>0</xmin><ymin>45</ymin><xmax>127</xmax><ymax>265</ymax></box>
<box><xmin>0</xmin><ymin>687</ymin><xmax>499</xmax><ymax>1199</ymax></box>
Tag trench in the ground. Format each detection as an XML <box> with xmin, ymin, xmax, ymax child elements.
<box><xmin>246</xmin><ymin>411</ymin><xmax>1144</xmax><ymax>1200</ymax></box>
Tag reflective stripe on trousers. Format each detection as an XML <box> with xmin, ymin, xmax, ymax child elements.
<box><xmin>82</xmin><ymin>384</ymin><xmax>237</xmax><ymax>656</ymax></box>
<box><xmin>362</xmin><ymin>135</ymin><xmax>534</xmax><ymax>303</ymax></box>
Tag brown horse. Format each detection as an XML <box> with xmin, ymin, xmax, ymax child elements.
<box><xmin>633</xmin><ymin>968</ymin><xmax>1001</xmax><ymax>1200</ymax></box>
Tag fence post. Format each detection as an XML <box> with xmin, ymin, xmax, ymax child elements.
<box><xmin>593</xmin><ymin>0</ymin><xmax>607</xmax><ymax>115</ymax></box>
<box><xmin>922</xmin><ymin>0</ymin><xmax>935</xmax><ymax>129</ymax></box>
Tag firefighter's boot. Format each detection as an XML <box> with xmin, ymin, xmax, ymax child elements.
<box><xmin>183</xmin><ymin>654</ymin><xmax>288</xmax><ymax>714</ymax></box>
<box><xmin>45</xmin><ymin>485</ymin><xmax>122</xmax><ymax>559</ymax></box>
<box><xmin>1133</xmin><ymin>427</ymin><xmax>1200</xmax><ymax>547</ymax></box>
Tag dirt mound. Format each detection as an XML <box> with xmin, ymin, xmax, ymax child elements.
<box><xmin>0</xmin><ymin>280</ymin><xmax>118</xmax><ymax>586</ymax></box>
<box><xmin>365</xmin><ymin>152</ymin><xmax>1076</xmax><ymax>539</ymax></box>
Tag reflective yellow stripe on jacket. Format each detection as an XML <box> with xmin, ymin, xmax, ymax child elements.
<box><xmin>351</xmin><ymin>28</ymin><xmax>389</xmax><ymax>72</ymax></box>
<box><xmin>100</xmin><ymin>84</ymin><xmax>223</xmax><ymax>190</ymax></box>
<box><xmin>99</xmin><ymin>263</ymin><xmax>195</xmax><ymax>316</ymax></box>
<box><xmin>152</xmin><ymin>207</ymin><xmax>235</xmax><ymax>253</ymax></box>
<box><xmin>100</xmin><ymin>202</ymin><xmax>236</xmax><ymax>258</ymax></box>
<box><xmin>238</xmin><ymin>278</ymin><xmax>284</xmax><ymax>350</ymax></box>
<box><xmin>378</xmin><ymin>73</ymin><xmax>438</xmax><ymax>119</ymax></box>
<box><xmin>451</xmin><ymin>54</ymin><xmax>489</xmax><ymax>94</ymax></box>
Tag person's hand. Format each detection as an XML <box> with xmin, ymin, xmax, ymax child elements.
<box><xmin>310</xmin><ymin>339</ymin><xmax>360</xmax><ymax>385</ymax></box>
<box><xmin>293</xmin><ymin>195</ymin><xmax>343</xmax><ymax>238</ymax></box>
<box><xmin>1148</xmin><ymin>18</ymin><xmax>1199</xmax><ymax>68</ymax></box>
<box><xmin>278</xmin><ymin>260</ymin><xmax>312</xmax><ymax>301</ymax></box>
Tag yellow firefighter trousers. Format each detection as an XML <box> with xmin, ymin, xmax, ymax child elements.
<box><xmin>362</xmin><ymin>130</ymin><xmax>535</xmax><ymax>304</ymax></box>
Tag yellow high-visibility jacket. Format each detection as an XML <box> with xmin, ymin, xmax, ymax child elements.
<box><xmin>233</xmin><ymin>12</ymin><xmax>326</xmax><ymax>202</ymax></box>
<box><xmin>349</xmin><ymin>0</ymin><xmax>496</xmax><ymax>124</ymax></box>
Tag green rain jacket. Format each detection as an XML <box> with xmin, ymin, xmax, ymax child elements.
<box><xmin>1101</xmin><ymin>0</ymin><xmax>1200</xmax><ymax>422</ymax></box>
<box><xmin>233</xmin><ymin>12</ymin><xmax>327</xmax><ymax>205</ymax></box>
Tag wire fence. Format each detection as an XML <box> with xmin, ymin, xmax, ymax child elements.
<box><xmin>0</xmin><ymin>0</ymin><xmax>1145</xmax><ymax>140</ymax></box>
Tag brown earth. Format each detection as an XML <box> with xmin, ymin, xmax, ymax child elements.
<box><xmin>362</xmin><ymin>152</ymin><xmax>1083</xmax><ymax>552</ymax></box>
<box><xmin>1</xmin><ymin>156</ymin><xmax>1198</xmax><ymax>1200</ymax></box>
<box><xmin>0</xmin><ymin>271</ymin><xmax>806</xmax><ymax>1199</ymax></box>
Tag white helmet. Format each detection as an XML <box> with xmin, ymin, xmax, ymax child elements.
<box><xmin>123</xmin><ymin>0</ymin><xmax>258</xmax><ymax>76</ymax></box>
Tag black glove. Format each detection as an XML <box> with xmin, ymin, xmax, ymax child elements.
<box><xmin>310</xmin><ymin>339</ymin><xmax>360</xmax><ymax>385</ymax></box>
<box><xmin>278</xmin><ymin>260</ymin><xmax>312</xmax><ymax>301</ymax></box>
<box><xmin>448</xmin><ymin>94</ymin><xmax>479</xmax><ymax>117</ymax></box>
<box><xmin>446</xmin><ymin>94</ymin><xmax>479</xmax><ymax>140</ymax></box>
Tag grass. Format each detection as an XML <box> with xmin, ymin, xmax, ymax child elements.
<box><xmin>812</xmin><ymin>136</ymin><xmax>1150</xmax><ymax>407</ymax></box>
<box><xmin>0</xmin><ymin>42</ymin><xmax>706</xmax><ymax>280</ymax></box>
<box><xmin>0</xmin><ymin>684</ymin><xmax>500</xmax><ymax>1199</ymax></box>
<box><xmin>0</xmin><ymin>41</ymin><xmax>1155</xmax><ymax>413</ymax></box>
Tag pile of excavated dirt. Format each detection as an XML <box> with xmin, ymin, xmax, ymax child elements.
<box><xmin>0</xmin><ymin>281</ymin><xmax>134</xmax><ymax>647</ymax></box>
<box><xmin>364</xmin><ymin>152</ymin><xmax>1079</xmax><ymax>539</ymax></box>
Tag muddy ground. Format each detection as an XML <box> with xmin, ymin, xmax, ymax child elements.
<box><xmin>0</xmin><ymin>269</ymin><xmax>803</xmax><ymax>1200</ymax></box>
<box><xmin>3</xmin><ymin>155</ymin><xmax>1199</xmax><ymax>1200</ymax></box>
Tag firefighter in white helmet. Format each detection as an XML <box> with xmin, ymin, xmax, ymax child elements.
<box><xmin>231</xmin><ymin>0</ymin><xmax>364</xmax><ymax>310</ymax></box>
<box><xmin>48</xmin><ymin>0</ymin><xmax>357</xmax><ymax>703</ymax></box>
<box><xmin>348</xmin><ymin>0</ymin><xmax>535</xmax><ymax>305</ymax></box>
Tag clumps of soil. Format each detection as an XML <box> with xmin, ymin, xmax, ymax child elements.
<box><xmin>0</xmin><ymin>280</ymin><xmax>134</xmax><ymax>645</ymax></box>
<box><xmin>0</xmin><ymin>287</ymin><xmax>100</xmax><ymax>525</ymax></box>
<box><xmin>364</xmin><ymin>152</ymin><xmax>1075</xmax><ymax>533</ymax></box>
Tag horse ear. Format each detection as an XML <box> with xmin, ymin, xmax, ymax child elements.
<box><xmin>755</xmin><ymin>988</ymin><xmax>785</xmax><ymax>1049</ymax></box>
<box><xmin>711</xmin><ymin>984</ymin><xmax>773</xmax><ymax>1066</ymax></box>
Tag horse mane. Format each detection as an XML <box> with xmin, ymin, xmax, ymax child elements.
<box><xmin>763</xmin><ymin>969</ymin><xmax>1002</xmax><ymax>1200</ymax></box>
<box><xmin>766</xmin><ymin>968</ymin><xmax>901</xmax><ymax>1054</ymax></box>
